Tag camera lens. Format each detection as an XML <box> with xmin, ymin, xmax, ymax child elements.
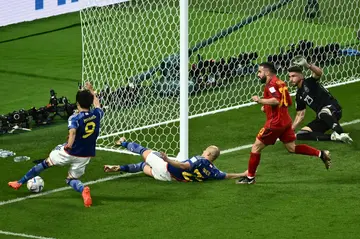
<box><xmin>13</xmin><ymin>113</ymin><xmax>20</xmax><ymax>121</ymax></box>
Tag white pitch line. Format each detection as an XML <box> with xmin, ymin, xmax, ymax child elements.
<box><xmin>0</xmin><ymin>119</ymin><xmax>359</xmax><ymax>207</ymax></box>
<box><xmin>0</xmin><ymin>172</ymin><xmax>141</xmax><ymax>207</ymax></box>
<box><xmin>0</xmin><ymin>230</ymin><xmax>56</xmax><ymax>239</ymax></box>
<box><xmin>341</xmin><ymin>119</ymin><xmax>360</xmax><ymax>126</ymax></box>
<box><xmin>221</xmin><ymin>143</ymin><xmax>253</xmax><ymax>154</ymax></box>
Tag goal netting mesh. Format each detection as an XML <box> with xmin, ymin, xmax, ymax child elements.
<box><xmin>80</xmin><ymin>0</ymin><xmax>360</xmax><ymax>156</ymax></box>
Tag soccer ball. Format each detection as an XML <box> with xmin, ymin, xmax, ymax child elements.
<box><xmin>27</xmin><ymin>176</ymin><xmax>44</xmax><ymax>193</ymax></box>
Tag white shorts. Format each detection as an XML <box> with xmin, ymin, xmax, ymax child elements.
<box><xmin>146</xmin><ymin>152</ymin><xmax>172</xmax><ymax>181</ymax></box>
<box><xmin>48</xmin><ymin>145</ymin><xmax>91</xmax><ymax>179</ymax></box>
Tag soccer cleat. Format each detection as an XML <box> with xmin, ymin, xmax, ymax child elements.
<box><xmin>236</xmin><ymin>176</ymin><xmax>256</xmax><ymax>185</ymax></box>
<box><xmin>82</xmin><ymin>186</ymin><xmax>92</xmax><ymax>208</ymax></box>
<box><xmin>331</xmin><ymin>132</ymin><xmax>353</xmax><ymax>144</ymax></box>
<box><xmin>320</xmin><ymin>150</ymin><xmax>331</xmax><ymax>170</ymax></box>
<box><xmin>103</xmin><ymin>165</ymin><xmax>122</xmax><ymax>173</ymax></box>
<box><xmin>339</xmin><ymin>133</ymin><xmax>353</xmax><ymax>144</ymax></box>
<box><xmin>8</xmin><ymin>181</ymin><xmax>22</xmax><ymax>190</ymax></box>
<box><xmin>330</xmin><ymin>132</ymin><xmax>341</xmax><ymax>141</ymax></box>
<box><xmin>115</xmin><ymin>136</ymin><xmax>127</xmax><ymax>146</ymax></box>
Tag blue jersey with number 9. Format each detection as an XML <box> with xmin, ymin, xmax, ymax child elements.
<box><xmin>66</xmin><ymin>108</ymin><xmax>104</xmax><ymax>157</ymax></box>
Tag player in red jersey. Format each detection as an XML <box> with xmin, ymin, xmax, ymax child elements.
<box><xmin>237</xmin><ymin>62</ymin><xmax>331</xmax><ymax>184</ymax></box>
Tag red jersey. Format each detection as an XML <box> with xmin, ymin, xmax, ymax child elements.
<box><xmin>263</xmin><ymin>76</ymin><xmax>292</xmax><ymax>129</ymax></box>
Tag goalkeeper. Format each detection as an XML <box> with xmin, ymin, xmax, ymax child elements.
<box><xmin>288</xmin><ymin>57</ymin><xmax>353</xmax><ymax>143</ymax></box>
<box><xmin>104</xmin><ymin>137</ymin><xmax>248</xmax><ymax>182</ymax></box>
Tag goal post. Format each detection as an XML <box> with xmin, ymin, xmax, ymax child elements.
<box><xmin>179</xmin><ymin>0</ymin><xmax>189</xmax><ymax>160</ymax></box>
<box><xmin>80</xmin><ymin>0</ymin><xmax>360</xmax><ymax>157</ymax></box>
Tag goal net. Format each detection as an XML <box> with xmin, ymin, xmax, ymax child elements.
<box><xmin>80</xmin><ymin>0</ymin><xmax>360</xmax><ymax>156</ymax></box>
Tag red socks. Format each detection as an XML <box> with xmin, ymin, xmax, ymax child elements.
<box><xmin>295</xmin><ymin>144</ymin><xmax>321</xmax><ymax>157</ymax></box>
<box><xmin>247</xmin><ymin>145</ymin><xmax>321</xmax><ymax>178</ymax></box>
<box><xmin>248</xmin><ymin>152</ymin><xmax>261</xmax><ymax>177</ymax></box>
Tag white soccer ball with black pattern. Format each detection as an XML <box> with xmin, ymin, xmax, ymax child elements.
<box><xmin>27</xmin><ymin>176</ymin><xmax>44</xmax><ymax>193</ymax></box>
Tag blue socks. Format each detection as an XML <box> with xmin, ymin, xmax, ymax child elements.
<box><xmin>17</xmin><ymin>160</ymin><xmax>85</xmax><ymax>194</ymax></box>
<box><xmin>18</xmin><ymin>161</ymin><xmax>49</xmax><ymax>184</ymax></box>
<box><xmin>120</xmin><ymin>162</ymin><xmax>145</xmax><ymax>173</ymax></box>
<box><xmin>121</xmin><ymin>141</ymin><xmax>147</xmax><ymax>155</ymax></box>
<box><xmin>66</xmin><ymin>179</ymin><xmax>84</xmax><ymax>193</ymax></box>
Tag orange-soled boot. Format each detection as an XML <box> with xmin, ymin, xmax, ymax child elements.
<box><xmin>8</xmin><ymin>181</ymin><xmax>22</xmax><ymax>190</ymax></box>
<box><xmin>82</xmin><ymin>186</ymin><xmax>92</xmax><ymax>207</ymax></box>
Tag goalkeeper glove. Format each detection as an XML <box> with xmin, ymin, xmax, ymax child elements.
<box><xmin>292</xmin><ymin>55</ymin><xmax>308</xmax><ymax>67</ymax></box>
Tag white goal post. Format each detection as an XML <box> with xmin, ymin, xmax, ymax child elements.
<box><xmin>80</xmin><ymin>0</ymin><xmax>360</xmax><ymax>157</ymax></box>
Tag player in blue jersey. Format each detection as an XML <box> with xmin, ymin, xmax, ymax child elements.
<box><xmin>104</xmin><ymin>137</ymin><xmax>247</xmax><ymax>182</ymax></box>
<box><xmin>8</xmin><ymin>82</ymin><xmax>103</xmax><ymax>207</ymax></box>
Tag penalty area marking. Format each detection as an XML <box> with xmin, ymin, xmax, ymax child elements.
<box><xmin>0</xmin><ymin>119</ymin><xmax>359</xmax><ymax>207</ymax></box>
<box><xmin>0</xmin><ymin>230</ymin><xmax>56</xmax><ymax>239</ymax></box>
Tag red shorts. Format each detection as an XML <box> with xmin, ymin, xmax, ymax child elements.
<box><xmin>256</xmin><ymin>125</ymin><xmax>296</xmax><ymax>145</ymax></box>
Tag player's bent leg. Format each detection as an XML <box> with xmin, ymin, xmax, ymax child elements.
<box><xmin>142</xmin><ymin>149</ymin><xmax>153</xmax><ymax>161</ymax></box>
<box><xmin>284</xmin><ymin>141</ymin><xmax>331</xmax><ymax>170</ymax></box>
<box><xmin>300</xmin><ymin>119</ymin><xmax>338</xmax><ymax>142</ymax></box>
<box><xmin>296</xmin><ymin>129</ymin><xmax>332</xmax><ymax>141</ymax></box>
<box><xmin>283</xmin><ymin>141</ymin><xmax>296</xmax><ymax>153</ymax></box>
<box><xmin>318</xmin><ymin>106</ymin><xmax>344</xmax><ymax>134</ymax></box>
<box><xmin>66</xmin><ymin>175</ymin><xmax>92</xmax><ymax>208</ymax></box>
<box><xmin>67</xmin><ymin>157</ymin><xmax>92</xmax><ymax>207</ymax></box>
<box><xmin>284</xmin><ymin>140</ymin><xmax>320</xmax><ymax>156</ymax></box>
<box><xmin>296</xmin><ymin>130</ymin><xmax>313</xmax><ymax>141</ymax></box>
<box><xmin>301</xmin><ymin>126</ymin><xmax>313</xmax><ymax>132</ymax></box>
<box><xmin>251</xmin><ymin>138</ymin><xmax>267</xmax><ymax>153</ymax></box>
<box><xmin>145</xmin><ymin>152</ymin><xmax>172</xmax><ymax>181</ymax></box>
<box><xmin>248</xmin><ymin>139</ymin><xmax>266</xmax><ymax>176</ymax></box>
<box><xmin>8</xmin><ymin>158</ymin><xmax>51</xmax><ymax>190</ymax></box>
<box><xmin>19</xmin><ymin>143</ymin><xmax>75</xmax><ymax>193</ymax></box>
<box><xmin>105</xmin><ymin>162</ymin><xmax>146</xmax><ymax>173</ymax></box>
<box><xmin>66</xmin><ymin>177</ymin><xmax>85</xmax><ymax>193</ymax></box>
<box><xmin>115</xmin><ymin>136</ymin><xmax>149</xmax><ymax>156</ymax></box>
<box><xmin>142</xmin><ymin>164</ymin><xmax>154</xmax><ymax>177</ymax></box>
<box><xmin>280</xmin><ymin>126</ymin><xmax>297</xmax><ymax>152</ymax></box>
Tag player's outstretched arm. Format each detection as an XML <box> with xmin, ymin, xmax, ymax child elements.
<box><xmin>293</xmin><ymin>57</ymin><xmax>323</xmax><ymax>79</ymax></box>
<box><xmin>292</xmin><ymin>109</ymin><xmax>306</xmax><ymax>130</ymax></box>
<box><xmin>160</xmin><ymin>152</ymin><xmax>191</xmax><ymax>170</ymax></box>
<box><xmin>225</xmin><ymin>171</ymin><xmax>248</xmax><ymax>179</ymax></box>
<box><xmin>85</xmin><ymin>82</ymin><xmax>101</xmax><ymax>109</ymax></box>
<box><xmin>306</xmin><ymin>63</ymin><xmax>323</xmax><ymax>79</ymax></box>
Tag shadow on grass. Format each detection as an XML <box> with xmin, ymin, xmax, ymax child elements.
<box><xmin>0</xmin><ymin>69</ymin><xmax>78</xmax><ymax>82</ymax></box>
<box><xmin>262</xmin><ymin>175</ymin><xmax>360</xmax><ymax>185</ymax></box>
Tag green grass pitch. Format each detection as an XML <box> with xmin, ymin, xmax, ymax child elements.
<box><xmin>1</xmin><ymin>1</ymin><xmax>360</xmax><ymax>238</ymax></box>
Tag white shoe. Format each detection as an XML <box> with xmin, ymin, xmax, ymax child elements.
<box><xmin>115</xmin><ymin>136</ymin><xmax>127</xmax><ymax>146</ymax></box>
<box><xmin>331</xmin><ymin>132</ymin><xmax>353</xmax><ymax>144</ymax></box>
<box><xmin>339</xmin><ymin>133</ymin><xmax>353</xmax><ymax>144</ymax></box>
<box><xmin>104</xmin><ymin>165</ymin><xmax>121</xmax><ymax>172</ymax></box>
<box><xmin>330</xmin><ymin>132</ymin><xmax>340</xmax><ymax>141</ymax></box>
